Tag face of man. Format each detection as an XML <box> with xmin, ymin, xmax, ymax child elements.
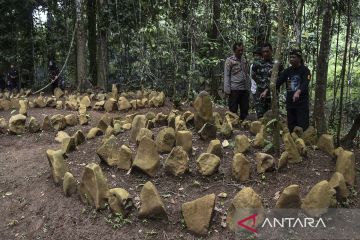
<box><xmin>10</xmin><ymin>65</ymin><xmax>14</xmax><ymax>69</ymax></box>
<box><xmin>289</xmin><ymin>54</ymin><xmax>301</xmax><ymax>67</ymax></box>
<box><xmin>234</xmin><ymin>45</ymin><xmax>244</xmax><ymax>59</ymax></box>
<box><xmin>262</xmin><ymin>46</ymin><xmax>272</xmax><ymax>60</ymax></box>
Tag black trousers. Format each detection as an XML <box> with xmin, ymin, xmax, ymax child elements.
<box><xmin>286</xmin><ymin>103</ymin><xmax>309</xmax><ymax>133</ymax></box>
<box><xmin>228</xmin><ymin>90</ymin><xmax>249</xmax><ymax>120</ymax></box>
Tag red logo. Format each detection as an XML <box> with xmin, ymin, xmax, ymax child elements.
<box><xmin>237</xmin><ymin>213</ymin><xmax>258</xmax><ymax>233</ymax></box>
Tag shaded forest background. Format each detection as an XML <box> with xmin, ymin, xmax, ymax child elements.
<box><xmin>0</xmin><ymin>0</ymin><xmax>359</xmax><ymax>145</ymax></box>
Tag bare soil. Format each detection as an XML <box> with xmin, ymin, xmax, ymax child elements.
<box><xmin>0</xmin><ymin>102</ymin><xmax>359</xmax><ymax>240</ymax></box>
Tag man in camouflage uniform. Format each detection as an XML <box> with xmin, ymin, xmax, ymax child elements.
<box><xmin>224</xmin><ymin>42</ymin><xmax>250</xmax><ymax>120</ymax></box>
<box><xmin>251</xmin><ymin>43</ymin><xmax>282</xmax><ymax>118</ymax></box>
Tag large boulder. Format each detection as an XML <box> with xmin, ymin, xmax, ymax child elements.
<box><xmin>196</xmin><ymin>153</ymin><xmax>220</xmax><ymax>176</ymax></box>
<box><xmin>234</xmin><ymin>134</ymin><xmax>250</xmax><ymax>153</ymax></box>
<box><xmin>164</xmin><ymin>146</ymin><xmax>189</xmax><ymax>176</ymax></box>
<box><xmin>79</xmin><ymin>163</ymin><xmax>109</xmax><ymax>209</ymax></box>
<box><xmin>155</xmin><ymin>127</ymin><xmax>176</xmax><ymax>153</ymax></box>
<box><xmin>182</xmin><ymin>194</ymin><xmax>216</xmax><ymax>235</ymax></box>
<box><xmin>50</xmin><ymin>114</ymin><xmax>67</xmax><ymax>131</ymax></box>
<box><xmin>97</xmin><ymin>135</ymin><xmax>132</xmax><ymax>170</ymax></box>
<box><xmin>255</xmin><ymin>153</ymin><xmax>275</xmax><ymax>173</ymax></box>
<box><xmin>227</xmin><ymin>187</ymin><xmax>264</xmax><ymax>231</ymax></box>
<box><xmin>9</xmin><ymin>114</ymin><xmax>26</xmax><ymax>135</ymax></box>
<box><xmin>130</xmin><ymin>115</ymin><xmax>147</xmax><ymax>142</ymax></box>
<box><xmin>175</xmin><ymin>130</ymin><xmax>192</xmax><ymax>154</ymax></box>
<box><xmin>301</xmin><ymin>180</ymin><xmax>336</xmax><ymax>217</ymax></box>
<box><xmin>335</xmin><ymin>149</ymin><xmax>356</xmax><ymax>186</ymax></box>
<box><xmin>133</xmin><ymin>137</ymin><xmax>160</xmax><ymax>177</ymax></box>
<box><xmin>138</xmin><ymin>181</ymin><xmax>167</xmax><ymax>219</ymax></box>
<box><xmin>275</xmin><ymin>185</ymin><xmax>302</xmax><ymax>208</ymax></box>
<box><xmin>317</xmin><ymin>134</ymin><xmax>335</xmax><ymax>158</ymax></box>
<box><xmin>283</xmin><ymin>132</ymin><xmax>302</xmax><ymax>163</ymax></box>
<box><xmin>46</xmin><ymin>149</ymin><xmax>69</xmax><ymax>185</ymax></box>
<box><xmin>232</xmin><ymin>153</ymin><xmax>250</xmax><ymax>181</ymax></box>
<box><xmin>193</xmin><ymin>91</ymin><xmax>213</xmax><ymax>131</ymax></box>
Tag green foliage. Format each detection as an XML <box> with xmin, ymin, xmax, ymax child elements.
<box><xmin>104</xmin><ymin>213</ymin><xmax>132</xmax><ymax>229</ymax></box>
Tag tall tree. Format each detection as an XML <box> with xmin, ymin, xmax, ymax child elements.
<box><xmin>336</xmin><ymin>0</ymin><xmax>351</xmax><ymax>145</ymax></box>
<box><xmin>96</xmin><ymin>0</ymin><xmax>108</xmax><ymax>90</ymax></box>
<box><xmin>76</xmin><ymin>0</ymin><xmax>87</xmax><ymax>91</ymax></box>
<box><xmin>208</xmin><ymin>0</ymin><xmax>220</xmax><ymax>99</ymax></box>
<box><xmin>87</xmin><ymin>0</ymin><xmax>97</xmax><ymax>85</ymax></box>
<box><xmin>294</xmin><ymin>0</ymin><xmax>306</xmax><ymax>48</ymax></box>
<box><xmin>313</xmin><ymin>1</ymin><xmax>333</xmax><ymax>135</ymax></box>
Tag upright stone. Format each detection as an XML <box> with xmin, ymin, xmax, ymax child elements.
<box><xmin>303</xmin><ymin>126</ymin><xmax>317</xmax><ymax>145</ymax></box>
<box><xmin>283</xmin><ymin>133</ymin><xmax>302</xmax><ymax>163</ymax></box>
<box><xmin>198</xmin><ymin>122</ymin><xmax>217</xmax><ymax>140</ymax></box>
<box><xmin>108</xmin><ymin>188</ymin><xmax>133</xmax><ymax>216</ymax></box>
<box><xmin>133</xmin><ymin>137</ymin><xmax>160</xmax><ymax>177</ymax></box>
<box><xmin>164</xmin><ymin>146</ymin><xmax>189</xmax><ymax>176</ymax></box>
<box><xmin>130</xmin><ymin>115</ymin><xmax>147</xmax><ymax>142</ymax></box>
<box><xmin>63</xmin><ymin>172</ymin><xmax>77</xmax><ymax>197</ymax></box>
<box><xmin>196</xmin><ymin>153</ymin><xmax>220</xmax><ymax>176</ymax></box>
<box><xmin>155</xmin><ymin>127</ymin><xmax>176</xmax><ymax>153</ymax></box>
<box><xmin>206</xmin><ymin>139</ymin><xmax>222</xmax><ymax>157</ymax></box>
<box><xmin>329</xmin><ymin>172</ymin><xmax>350</xmax><ymax>200</ymax></box>
<box><xmin>65</xmin><ymin>114</ymin><xmax>78</xmax><ymax>126</ymax></box>
<box><xmin>73</xmin><ymin>130</ymin><xmax>86</xmax><ymax>146</ymax></box>
<box><xmin>335</xmin><ymin>150</ymin><xmax>356</xmax><ymax>186</ymax></box>
<box><xmin>42</xmin><ymin>115</ymin><xmax>52</xmax><ymax>131</ymax></box>
<box><xmin>28</xmin><ymin>117</ymin><xmax>41</xmax><ymax>133</ymax></box>
<box><xmin>46</xmin><ymin>149</ymin><xmax>69</xmax><ymax>185</ymax></box>
<box><xmin>61</xmin><ymin>137</ymin><xmax>76</xmax><ymax>153</ymax></box>
<box><xmin>9</xmin><ymin>114</ymin><xmax>26</xmax><ymax>135</ymax></box>
<box><xmin>111</xmin><ymin>84</ymin><xmax>118</xmax><ymax>99</ymax></box>
<box><xmin>175</xmin><ymin>130</ymin><xmax>192</xmax><ymax>154</ymax></box>
<box><xmin>51</xmin><ymin>114</ymin><xmax>67</xmax><ymax>131</ymax></box>
<box><xmin>54</xmin><ymin>87</ymin><xmax>64</xmax><ymax>99</ymax></box>
<box><xmin>256</xmin><ymin>153</ymin><xmax>275</xmax><ymax>173</ymax></box>
<box><xmin>138</xmin><ymin>181</ymin><xmax>167</xmax><ymax>219</ymax></box>
<box><xmin>275</xmin><ymin>185</ymin><xmax>302</xmax><ymax>208</ymax></box>
<box><xmin>18</xmin><ymin>99</ymin><xmax>29</xmax><ymax>115</ymax></box>
<box><xmin>234</xmin><ymin>135</ymin><xmax>250</xmax><ymax>153</ymax></box>
<box><xmin>317</xmin><ymin>134</ymin><xmax>335</xmax><ymax>158</ymax></box>
<box><xmin>193</xmin><ymin>91</ymin><xmax>213</xmax><ymax>131</ymax></box>
<box><xmin>182</xmin><ymin>194</ymin><xmax>216</xmax><ymax>235</ymax></box>
<box><xmin>232</xmin><ymin>153</ymin><xmax>250</xmax><ymax>181</ymax></box>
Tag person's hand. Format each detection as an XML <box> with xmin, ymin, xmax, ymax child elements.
<box><xmin>293</xmin><ymin>90</ymin><xmax>301</xmax><ymax>102</ymax></box>
<box><xmin>260</xmin><ymin>89</ymin><xmax>268</xmax><ymax>98</ymax></box>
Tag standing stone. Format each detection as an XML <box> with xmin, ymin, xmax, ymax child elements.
<box><xmin>275</xmin><ymin>185</ymin><xmax>302</xmax><ymax>208</ymax></box>
<box><xmin>9</xmin><ymin>114</ymin><xmax>26</xmax><ymax>135</ymax></box>
<box><xmin>118</xmin><ymin>96</ymin><xmax>132</xmax><ymax>110</ymax></box>
<box><xmin>0</xmin><ymin>99</ymin><xmax>11</xmax><ymax>110</ymax></box>
<box><xmin>80</xmin><ymin>95</ymin><xmax>91</xmax><ymax>108</ymax></box>
<box><xmin>54</xmin><ymin>87</ymin><xmax>64</xmax><ymax>99</ymax></box>
<box><xmin>250</xmin><ymin>121</ymin><xmax>263</xmax><ymax>135</ymax></box>
<box><xmin>175</xmin><ymin>130</ymin><xmax>192</xmax><ymax>154</ymax></box>
<box><xmin>56</xmin><ymin>101</ymin><xmax>63</xmax><ymax>110</ymax></box>
<box><xmin>225</xmin><ymin>111</ymin><xmax>240</xmax><ymax>128</ymax></box>
<box><xmin>194</xmin><ymin>91</ymin><xmax>213</xmax><ymax>131</ymax></box>
<box><xmin>335</xmin><ymin>150</ymin><xmax>356</xmax><ymax>186</ymax></box>
<box><xmin>155</xmin><ymin>112</ymin><xmax>168</xmax><ymax>126</ymax></box>
<box><xmin>182</xmin><ymin>194</ymin><xmax>216</xmax><ymax>235</ymax></box>
<box><xmin>164</xmin><ymin>146</ymin><xmax>189</xmax><ymax>176</ymax></box>
<box><xmin>150</xmin><ymin>91</ymin><xmax>166</xmax><ymax>107</ymax></box>
<box><xmin>93</xmin><ymin>100</ymin><xmax>105</xmax><ymax>111</ymax></box>
<box><xmin>108</xmin><ymin>188</ymin><xmax>133</xmax><ymax>216</ymax></box>
<box><xmin>317</xmin><ymin>134</ymin><xmax>335</xmax><ymax>158</ymax></box>
<box><xmin>196</xmin><ymin>153</ymin><xmax>220</xmax><ymax>176</ymax></box>
<box><xmin>254</xmin><ymin>126</ymin><xmax>265</xmax><ymax>148</ymax></box>
<box><xmin>111</xmin><ymin>84</ymin><xmax>118</xmax><ymax>99</ymax></box>
<box><xmin>61</xmin><ymin>137</ymin><xmax>76</xmax><ymax>153</ymax></box>
<box><xmin>283</xmin><ymin>133</ymin><xmax>302</xmax><ymax>163</ymax></box>
<box><xmin>46</xmin><ymin>149</ymin><xmax>69</xmax><ymax>185</ymax></box>
<box><xmin>136</xmin><ymin>128</ymin><xmax>153</xmax><ymax>144</ymax></box>
<box><xmin>51</xmin><ymin>114</ymin><xmax>67</xmax><ymax>131</ymax></box>
<box><xmin>329</xmin><ymin>172</ymin><xmax>350</xmax><ymax>200</ymax></box>
<box><xmin>133</xmin><ymin>137</ymin><xmax>160</xmax><ymax>177</ymax></box>
<box><xmin>46</xmin><ymin>97</ymin><xmax>57</xmax><ymax>108</ymax></box>
<box><xmin>65</xmin><ymin>114</ymin><xmax>78</xmax><ymax>126</ymax></box>
<box><xmin>155</xmin><ymin>127</ymin><xmax>176</xmax><ymax>153</ymax></box>
<box><xmin>0</xmin><ymin>118</ymin><xmax>8</xmax><ymax>134</ymax></box>
<box><xmin>79</xmin><ymin>163</ymin><xmax>109</xmax><ymax>209</ymax></box>
<box><xmin>227</xmin><ymin>187</ymin><xmax>264</xmax><ymax>231</ymax></box>
<box><xmin>293</xmin><ymin>126</ymin><xmax>303</xmax><ymax>137</ymax></box>
<box><xmin>42</xmin><ymin>115</ymin><xmax>52</xmax><ymax>131</ymax></box>
<box><xmin>234</xmin><ymin>135</ymin><xmax>250</xmax><ymax>153</ymax></box>
<box><xmin>206</xmin><ymin>139</ymin><xmax>222</xmax><ymax>157</ymax></box>
<box><xmin>87</xmin><ymin>127</ymin><xmax>104</xmax><ymax>139</ymax></box>
<box><xmin>97</xmin><ymin>135</ymin><xmax>132</xmax><ymax>170</ymax></box>
<box><xmin>19</xmin><ymin>99</ymin><xmax>29</xmax><ymax>115</ymax></box>
<box><xmin>301</xmin><ymin>180</ymin><xmax>336</xmax><ymax>217</ymax></box>
<box><xmin>220</xmin><ymin>118</ymin><xmax>233</xmax><ymax>138</ymax></box>
<box><xmin>138</xmin><ymin>181</ymin><xmax>167</xmax><ymax>219</ymax></box>
<box><xmin>130</xmin><ymin>115</ymin><xmax>147</xmax><ymax>142</ymax></box>
<box><xmin>34</xmin><ymin>95</ymin><xmax>47</xmax><ymax>108</ymax></box>
<box><xmin>198</xmin><ymin>122</ymin><xmax>217</xmax><ymax>140</ymax></box>
<box><xmin>63</xmin><ymin>172</ymin><xmax>77</xmax><ymax>197</ymax></box>
<box><xmin>295</xmin><ymin>138</ymin><xmax>307</xmax><ymax>156</ymax></box>
<box><xmin>232</xmin><ymin>153</ymin><xmax>250</xmax><ymax>181</ymax></box>
<box><xmin>302</xmin><ymin>126</ymin><xmax>317</xmax><ymax>145</ymax></box>
<box><xmin>28</xmin><ymin>117</ymin><xmax>41</xmax><ymax>133</ymax></box>
<box><xmin>73</xmin><ymin>130</ymin><xmax>86</xmax><ymax>146</ymax></box>
<box><xmin>104</xmin><ymin>98</ymin><xmax>117</xmax><ymax>112</ymax></box>
<box><xmin>256</xmin><ymin>153</ymin><xmax>275</xmax><ymax>173</ymax></box>
<box><xmin>78</xmin><ymin>114</ymin><xmax>89</xmax><ymax>125</ymax></box>
<box><xmin>278</xmin><ymin>151</ymin><xmax>288</xmax><ymax>170</ymax></box>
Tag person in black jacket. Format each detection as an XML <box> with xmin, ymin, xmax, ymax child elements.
<box><xmin>276</xmin><ymin>49</ymin><xmax>311</xmax><ymax>132</ymax></box>
<box><xmin>7</xmin><ymin>64</ymin><xmax>18</xmax><ymax>92</ymax></box>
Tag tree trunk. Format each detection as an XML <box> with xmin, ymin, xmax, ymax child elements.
<box><xmin>313</xmin><ymin>2</ymin><xmax>333</xmax><ymax>135</ymax></box>
<box><xmin>76</xmin><ymin>0</ymin><xmax>87</xmax><ymax>92</ymax></box>
<box><xmin>96</xmin><ymin>0</ymin><xmax>108</xmax><ymax>90</ymax></box>
<box><xmin>294</xmin><ymin>0</ymin><xmax>305</xmax><ymax>48</ymax></box>
<box><xmin>208</xmin><ymin>0</ymin><xmax>220</xmax><ymax>99</ymax></box>
<box><xmin>87</xmin><ymin>0</ymin><xmax>97</xmax><ymax>86</ymax></box>
<box><xmin>336</xmin><ymin>0</ymin><xmax>351</xmax><ymax>145</ymax></box>
<box><xmin>270</xmin><ymin>0</ymin><xmax>285</xmax><ymax>156</ymax></box>
<box><xmin>341</xmin><ymin>114</ymin><xmax>360</xmax><ymax>147</ymax></box>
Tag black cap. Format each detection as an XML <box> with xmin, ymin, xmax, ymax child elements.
<box><xmin>252</xmin><ymin>47</ymin><xmax>262</xmax><ymax>54</ymax></box>
<box><xmin>289</xmin><ymin>49</ymin><xmax>302</xmax><ymax>58</ymax></box>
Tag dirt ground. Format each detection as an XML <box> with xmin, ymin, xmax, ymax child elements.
<box><xmin>0</xmin><ymin>102</ymin><xmax>359</xmax><ymax>240</ymax></box>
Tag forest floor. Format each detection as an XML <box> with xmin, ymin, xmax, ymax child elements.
<box><xmin>0</xmin><ymin>100</ymin><xmax>359</xmax><ymax>240</ymax></box>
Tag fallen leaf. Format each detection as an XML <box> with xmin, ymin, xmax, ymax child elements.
<box><xmin>274</xmin><ymin>191</ymin><xmax>281</xmax><ymax>200</ymax></box>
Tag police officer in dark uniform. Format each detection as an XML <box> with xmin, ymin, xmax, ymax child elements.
<box><xmin>276</xmin><ymin>49</ymin><xmax>311</xmax><ymax>132</ymax></box>
<box><xmin>48</xmin><ymin>60</ymin><xmax>65</xmax><ymax>93</ymax></box>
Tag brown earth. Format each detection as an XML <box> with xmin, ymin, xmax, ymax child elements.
<box><xmin>0</xmin><ymin>101</ymin><xmax>359</xmax><ymax>240</ymax></box>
